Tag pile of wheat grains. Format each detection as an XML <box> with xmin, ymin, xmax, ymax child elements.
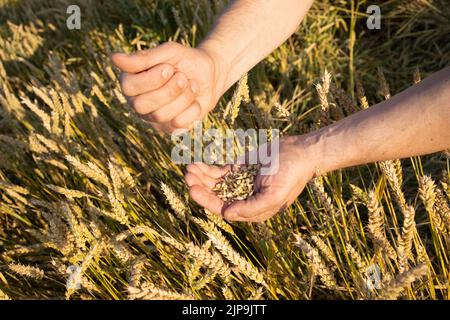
<box><xmin>213</xmin><ymin>164</ymin><xmax>260</xmax><ymax>203</ymax></box>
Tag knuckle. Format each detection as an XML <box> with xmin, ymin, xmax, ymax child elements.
<box><xmin>168</xmin><ymin>84</ymin><xmax>182</xmax><ymax>98</ymax></box>
<box><xmin>164</xmin><ymin>41</ymin><xmax>181</xmax><ymax>50</ymax></box>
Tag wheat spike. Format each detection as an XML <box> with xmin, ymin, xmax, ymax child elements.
<box><xmin>66</xmin><ymin>155</ymin><xmax>110</xmax><ymax>187</ymax></box>
<box><xmin>9</xmin><ymin>263</ymin><xmax>44</xmax><ymax>280</ymax></box>
<box><xmin>355</xmin><ymin>74</ymin><xmax>369</xmax><ymax>109</ymax></box>
<box><xmin>311</xmin><ymin>235</ymin><xmax>338</xmax><ymax>268</ymax></box>
<box><xmin>413</xmin><ymin>67</ymin><xmax>421</xmax><ymax>84</ymax></box>
<box><xmin>379</xmin><ymin>264</ymin><xmax>428</xmax><ymax>300</ymax></box>
<box><xmin>350</xmin><ymin>184</ymin><xmax>369</xmax><ymax>204</ymax></box>
<box><xmin>310</xmin><ymin>177</ymin><xmax>336</xmax><ymax>217</ymax></box>
<box><xmin>397</xmin><ymin>205</ymin><xmax>416</xmax><ymax>272</ymax></box>
<box><xmin>185</xmin><ymin>242</ymin><xmax>231</xmax><ymax>279</ymax></box>
<box><xmin>315</xmin><ymin>70</ymin><xmax>331</xmax><ymax>127</ymax></box>
<box><xmin>366</xmin><ymin>190</ymin><xmax>397</xmax><ymax>259</ymax></box>
<box><xmin>194</xmin><ymin>217</ymin><xmax>266</xmax><ymax>285</ymax></box>
<box><xmin>20</xmin><ymin>96</ymin><xmax>51</xmax><ymax>131</ymax></box>
<box><xmin>345</xmin><ymin>243</ymin><xmax>366</xmax><ymax>273</ymax></box>
<box><xmin>161</xmin><ymin>182</ymin><xmax>188</xmax><ymax>221</ymax></box>
<box><xmin>379</xmin><ymin>160</ymin><xmax>407</xmax><ymax>213</ymax></box>
<box><xmin>377</xmin><ymin>67</ymin><xmax>391</xmax><ymax>99</ymax></box>
<box><xmin>204</xmin><ymin>209</ymin><xmax>235</xmax><ymax>236</ymax></box>
<box><xmin>0</xmin><ymin>288</ymin><xmax>10</xmax><ymax>300</ymax></box>
<box><xmin>128</xmin><ymin>282</ymin><xmax>194</xmax><ymax>300</ymax></box>
<box><xmin>294</xmin><ymin>234</ymin><xmax>337</xmax><ymax>289</ymax></box>
<box><xmin>435</xmin><ymin>188</ymin><xmax>450</xmax><ymax>233</ymax></box>
<box><xmin>128</xmin><ymin>256</ymin><xmax>147</xmax><ymax>288</ymax></box>
<box><xmin>224</xmin><ymin>73</ymin><xmax>250</xmax><ymax>124</ymax></box>
<box><xmin>46</xmin><ymin>184</ymin><xmax>89</xmax><ymax>199</ymax></box>
<box><xmin>419</xmin><ymin>175</ymin><xmax>446</xmax><ymax>233</ymax></box>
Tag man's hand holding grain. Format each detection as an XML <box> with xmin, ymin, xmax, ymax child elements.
<box><xmin>112</xmin><ymin>0</ymin><xmax>450</xmax><ymax>222</ymax></box>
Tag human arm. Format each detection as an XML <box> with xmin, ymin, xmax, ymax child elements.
<box><xmin>186</xmin><ymin>67</ymin><xmax>450</xmax><ymax>222</ymax></box>
<box><xmin>111</xmin><ymin>0</ymin><xmax>314</xmax><ymax>132</ymax></box>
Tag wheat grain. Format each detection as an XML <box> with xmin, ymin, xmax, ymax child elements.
<box><xmin>213</xmin><ymin>164</ymin><xmax>259</xmax><ymax>204</ymax></box>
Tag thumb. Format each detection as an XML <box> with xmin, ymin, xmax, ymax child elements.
<box><xmin>111</xmin><ymin>43</ymin><xmax>179</xmax><ymax>73</ymax></box>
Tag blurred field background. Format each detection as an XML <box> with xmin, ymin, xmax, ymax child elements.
<box><xmin>0</xmin><ymin>0</ymin><xmax>449</xmax><ymax>299</ymax></box>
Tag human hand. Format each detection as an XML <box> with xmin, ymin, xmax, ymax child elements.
<box><xmin>185</xmin><ymin>136</ymin><xmax>317</xmax><ymax>222</ymax></box>
<box><xmin>111</xmin><ymin>42</ymin><xmax>226</xmax><ymax>133</ymax></box>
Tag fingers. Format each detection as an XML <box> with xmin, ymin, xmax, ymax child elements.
<box><xmin>111</xmin><ymin>42</ymin><xmax>180</xmax><ymax>73</ymax></box>
<box><xmin>222</xmin><ymin>189</ymin><xmax>279</xmax><ymax>221</ymax></box>
<box><xmin>144</xmin><ymin>86</ymin><xmax>198</xmax><ymax>124</ymax></box>
<box><xmin>186</xmin><ymin>164</ymin><xmax>220</xmax><ymax>189</ymax></box>
<box><xmin>130</xmin><ymin>72</ymin><xmax>190</xmax><ymax>114</ymax></box>
<box><xmin>190</xmin><ymin>162</ymin><xmax>231</xmax><ymax>179</ymax></box>
<box><xmin>120</xmin><ymin>64</ymin><xmax>175</xmax><ymax>97</ymax></box>
<box><xmin>188</xmin><ymin>185</ymin><xmax>225</xmax><ymax>215</ymax></box>
<box><xmin>171</xmin><ymin>101</ymin><xmax>202</xmax><ymax>129</ymax></box>
<box><xmin>186</xmin><ymin>163</ymin><xmax>233</xmax><ymax>216</ymax></box>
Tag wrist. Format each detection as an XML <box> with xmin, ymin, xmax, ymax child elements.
<box><xmin>197</xmin><ymin>39</ymin><xmax>230</xmax><ymax>100</ymax></box>
<box><xmin>293</xmin><ymin>126</ymin><xmax>347</xmax><ymax>178</ymax></box>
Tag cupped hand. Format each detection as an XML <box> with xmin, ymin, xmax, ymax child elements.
<box><xmin>111</xmin><ymin>42</ymin><xmax>226</xmax><ymax>133</ymax></box>
<box><xmin>185</xmin><ymin>136</ymin><xmax>317</xmax><ymax>222</ymax></box>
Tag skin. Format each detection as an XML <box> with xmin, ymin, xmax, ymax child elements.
<box><xmin>111</xmin><ymin>0</ymin><xmax>450</xmax><ymax>222</ymax></box>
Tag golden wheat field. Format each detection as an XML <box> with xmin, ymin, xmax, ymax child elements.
<box><xmin>0</xmin><ymin>0</ymin><xmax>449</xmax><ymax>300</ymax></box>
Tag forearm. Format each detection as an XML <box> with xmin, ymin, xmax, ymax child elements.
<box><xmin>199</xmin><ymin>0</ymin><xmax>314</xmax><ymax>94</ymax></box>
<box><xmin>303</xmin><ymin>67</ymin><xmax>450</xmax><ymax>174</ymax></box>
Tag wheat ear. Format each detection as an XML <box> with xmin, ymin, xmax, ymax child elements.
<box><xmin>366</xmin><ymin>190</ymin><xmax>397</xmax><ymax>259</ymax></box>
<box><xmin>294</xmin><ymin>234</ymin><xmax>337</xmax><ymax>289</ymax></box>
<box><xmin>379</xmin><ymin>264</ymin><xmax>428</xmax><ymax>300</ymax></box>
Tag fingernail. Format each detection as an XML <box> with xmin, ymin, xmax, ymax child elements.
<box><xmin>177</xmin><ymin>76</ymin><xmax>187</xmax><ymax>89</ymax></box>
<box><xmin>162</xmin><ymin>67</ymin><xmax>173</xmax><ymax>79</ymax></box>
